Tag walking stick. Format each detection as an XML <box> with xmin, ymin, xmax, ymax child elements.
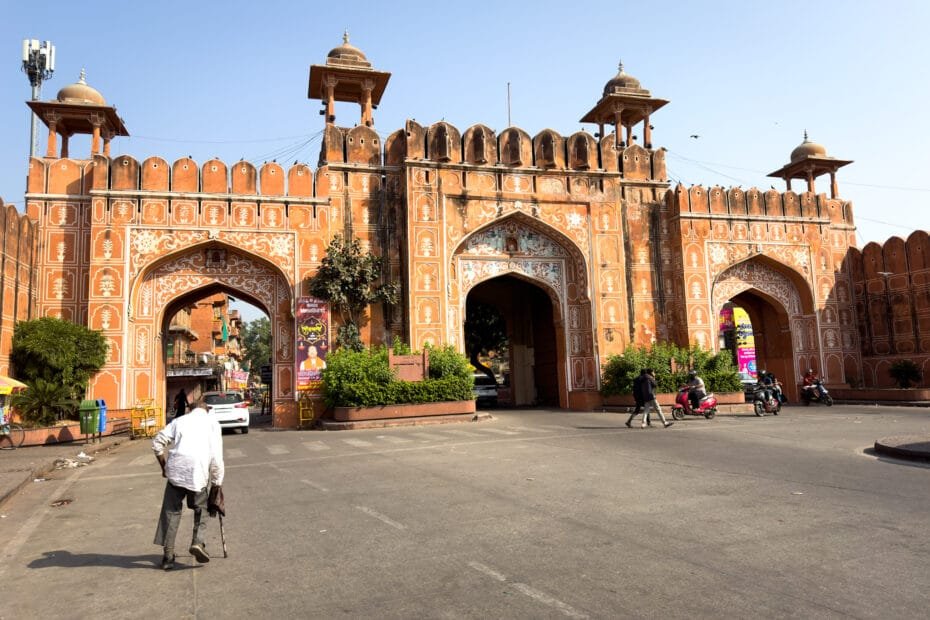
<box><xmin>219</xmin><ymin>514</ymin><xmax>228</xmax><ymax>558</ymax></box>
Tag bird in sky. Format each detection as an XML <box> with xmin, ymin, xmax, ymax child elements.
<box><xmin>689</xmin><ymin>134</ymin><xmax>700</xmax><ymax>139</ymax></box>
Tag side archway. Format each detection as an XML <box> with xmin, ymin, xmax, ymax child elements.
<box><xmin>116</xmin><ymin>242</ymin><xmax>295</xmax><ymax>427</ymax></box>
<box><xmin>712</xmin><ymin>258</ymin><xmax>817</xmax><ymax>400</ymax></box>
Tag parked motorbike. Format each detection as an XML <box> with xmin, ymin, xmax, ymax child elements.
<box><xmin>750</xmin><ymin>384</ymin><xmax>781</xmax><ymax>416</ymax></box>
<box><xmin>801</xmin><ymin>379</ymin><xmax>833</xmax><ymax>406</ymax></box>
<box><xmin>671</xmin><ymin>387</ymin><xmax>717</xmax><ymax>419</ymax></box>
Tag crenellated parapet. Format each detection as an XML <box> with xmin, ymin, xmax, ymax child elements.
<box><xmin>848</xmin><ymin>231</ymin><xmax>930</xmax><ymax>387</ymax></box>
<box><xmin>667</xmin><ymin>182</ymin><xmax>854</xmax><ymax>226</ymax></box>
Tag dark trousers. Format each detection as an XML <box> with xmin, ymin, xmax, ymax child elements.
<box><xmin>154</xmin><ymin>481</ymin><xmax>207</xmax><ymax>553</ymax></box>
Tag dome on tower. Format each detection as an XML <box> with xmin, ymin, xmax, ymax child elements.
<box><xmin>56</xmin><ymin>69</ymin><xmax>106</xmax><ymax>105</ymax></box>
<box><xmin>603</xmin><ymin>62</ymin><xmax>645</xmax><ymax>97</ymax></box>
<box><xmin>790</xmin><ymin>132</ymin><xmax>828</xmax><ymax>162</ymax></box>
<box><xmin>326</xmin><ymin>31</ymin><xmax>371</xmax><ymax>68</ymax></box>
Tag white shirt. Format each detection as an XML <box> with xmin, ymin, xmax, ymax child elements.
<box><xmin>152</xmin><ymin>407</ymin><xmax>225</xmax><ymax>491</ymax></box>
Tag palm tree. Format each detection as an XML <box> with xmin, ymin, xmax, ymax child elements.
<box><xmin>11</xmin><ymin>379</ymin><xmax>77</xmax><ymax>427</ymax></box>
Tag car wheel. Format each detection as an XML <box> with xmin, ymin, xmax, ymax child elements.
<box><xmin>241</xmin><ymin>427</ymin><xmax>249</xmax><ymax>434</ymax></box>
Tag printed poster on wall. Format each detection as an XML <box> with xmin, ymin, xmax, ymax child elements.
<box><xmin>733</xmin><ymin>307</ymin><xmax>757</xmax><ymax>377</ymax></box>
<box><xmin>296</xmin><ymin>297</ymin><xmax>330</xmax><ymax>393</ymax></box>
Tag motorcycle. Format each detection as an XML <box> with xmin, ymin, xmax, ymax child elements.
<box><xmin>801</xmin><ymin>379</ymin><xmax>833</xmax><ymax>406</ymax></box>
<box><xmin>750</xmin><ymin>384</ymin><xmax>781</xmax><ymax>416</ymax></box>
<box><xmin>671</xmin><ymin>386</ymin><xmax>717</xmax><ymax>419</ymax></box>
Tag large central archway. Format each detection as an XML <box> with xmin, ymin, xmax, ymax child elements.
<box><xmin>452</xmin><ymin>213</ymin><xmax>597</xmax><ymax>408</ymax></box>
<box><xmin>466</xmin><ymin>275</ymin><xmax>560</xmax><ymax>406</ymax></box>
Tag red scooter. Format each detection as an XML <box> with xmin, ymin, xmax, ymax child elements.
<box><xmin>671</xmin><ymin>387</ymin><xmax>717</xmax><ymax>419</ymax></box>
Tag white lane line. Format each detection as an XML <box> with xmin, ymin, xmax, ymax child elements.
<box><xmin>267</xmin><ymin>444</ymin><xmax>290</xmax><ymax>455</ymax></box>
<box><xmin>343</xmin><ymin>439</ymin><xmax>374</xmax><ymax>448</ymax></box>
<box><xmin>302</xmin><ymin>441</ymin><xmax>330</xmax><ymax>451</ymax></box>
<box><xmin>411</xmin><ymin>432</ymin><xmax>446</xmax><ymax>441</ymax></box>
<box><xmin>442</xmin><ymin>429</ymin><xmax>482</xmax><ymax>437</ymax></box>
<box><xmin>376</xmin><ymin>435</ymin><xmax>413</xmax><ymax>444</ymax></box>
<box><xmin>300</xmin><ymin>479</ymin><xmax>329</xmax><ymax>492</ymax></box>
<box><xmin>475</xmin><ymin>427</ymin><xmax>519</xmax><ymax>435</ymax></box>
<box><xmin>355</xmin><ymin>506</ymin><xmax>406</xmax><ymax>530</ymax></box>
<box><xmin>129</xmin><ymin>455</ymin><xmax>151</xmax><ymax>466</ymax></box>
<box><xmin>467</xmin><ymin>561</ymin><xmax>588</xmax><ymax>619</ymax></box>
<box><xmin>504</xmin><ymin>426</ymin><xmax>554</xmax><ymax>433</ymax></box>
<box><xmin>225</xmin><ymin>448</ymin><xmax>245</xmax><ymax>459</ymax></box>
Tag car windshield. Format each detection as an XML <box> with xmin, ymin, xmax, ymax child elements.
<box><xmin>204</xmin><ymin>392</ymin><xmax>243</xmax><ymax>405</ymax></box>
<box><xmin>474</xmin><ymin>375</ymin><xmax>497</xmax><ymax>386</ymax></box>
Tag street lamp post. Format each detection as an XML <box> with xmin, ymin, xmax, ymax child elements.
<box><xmin>21</xmin><ymin>39</ymin><xmax>56</xmax><ymax>158</ymax></box>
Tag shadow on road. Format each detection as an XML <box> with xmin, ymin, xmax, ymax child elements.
<box><xmin>28</xmin><ymin>550</ymin><xmax>173</xmax><ymax>570</ymax></box>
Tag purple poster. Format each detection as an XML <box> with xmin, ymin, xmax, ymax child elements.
<box><xmin>296</xmin><ymin>297</ymin><xmax>330</xmax><ymax>393</ymax></box>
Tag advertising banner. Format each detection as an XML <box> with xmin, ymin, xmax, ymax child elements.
<box><xmin>296</xmin><ymin>297</ymin><xmax>330</xmax><ymax>393</ymax></box>
<box><xmin>733</xmin><ymin>307</ymin><xmax>757</xmax><ymax>377</ymax></box>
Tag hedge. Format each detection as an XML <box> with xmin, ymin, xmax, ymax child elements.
<box><xmin>601</xmin><ymin>343</ymin><xmax>743</xmax><ymax>396</ymax></box>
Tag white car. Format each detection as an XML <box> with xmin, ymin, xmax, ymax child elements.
<box><xmin>472</xmin><ymin>373</ymin><xmax>499</xmax><ymax>407</ymax></box>
<box><xmin>202</xmin><ymin>390</ymin><xmax>250</xmax><ymax>433</ymax></box>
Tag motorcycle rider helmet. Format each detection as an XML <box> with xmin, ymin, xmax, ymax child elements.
<box><xmin>688</xmin><ymin>370</ymin><xmax>697</xmax><ymax>379</ymax></box>
<box><xmin>807</xmin><ymin>368</ymin><xmax>814</xmax><ymax>374</ymax></box>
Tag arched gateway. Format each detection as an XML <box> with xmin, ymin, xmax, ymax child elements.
<box><xmin>19</xmin><ymin>39</ymin><xmax>868</xmax><ymax>425</ymax></box>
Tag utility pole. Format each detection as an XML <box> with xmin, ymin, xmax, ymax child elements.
<box><xmin>21</xmin><ymin>39</ymin><xmax>56</xmax><ymax>158</ymax></box>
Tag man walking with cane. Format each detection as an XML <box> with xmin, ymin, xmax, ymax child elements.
<box><xmin>152</xmin><ymin>397</ymin><xmax>224</xmax><ymax>570</ymax></box>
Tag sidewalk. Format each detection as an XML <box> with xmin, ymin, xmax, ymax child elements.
<box><xmin>0</xmin><ymin>432</ymin><xmax>131</xmax><ymax>509</ymax></box>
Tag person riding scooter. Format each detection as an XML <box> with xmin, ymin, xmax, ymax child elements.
<box><xmin>803</xmin><ymin>368</ymin><xmax>827</xmax><ymax>399</ymax></box>
<box><xmin>758</xmin><ymin>370</ymin><xmax>785</xmax><ymax>404</ymax></box>
<box><xmin>685</xmin><ymin>371</ymin><xmax>706</xmax><ymax>415</ymax></box>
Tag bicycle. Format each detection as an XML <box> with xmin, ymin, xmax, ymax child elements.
<box><xmin>0</xmin><ymin>420</ymin><xmax>25</xmax><ymax>449</ymax></box>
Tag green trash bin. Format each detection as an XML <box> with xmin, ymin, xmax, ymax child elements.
<box><xmin>79</xmin><ymin>399</ymin><xmax>99</xmax><ymax>435</ymax></box>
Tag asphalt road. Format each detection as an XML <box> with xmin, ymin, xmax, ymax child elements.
<box><xmin>1</xmin><ymin>405</ymin><xmax>928</xmax><ymax>619</ymax></box>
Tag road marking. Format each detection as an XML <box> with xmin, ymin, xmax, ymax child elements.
<box><xmin>475</xmin><ymin>427</ymin><xmax>519</xmax><ymax>435</ymax></box>
<box><xmin>300</xmin><ymin>478</ymin><xmax>329</xmax><ymax>492</ymax></box>
<box><xmin>411</xmin><ymin>432</ymin><xmax>446</xmax><ymax>441</ymax></box>
<box><xmin>343</xmin><ymin>438</ymin><xmax>374</xmax><ymax>448</ymax></box>
<box><xmin>129</xmin><ymin>455</ymin><xmax>151</xmax><ymax>466</ymax></box>
<box><xmin>376</xmin><ymin>435</ymin><xmax>413</xmax><ymax>444</ymax></box>
<box><xmin>355</xmin><ymin>505</ymin><xmax>406</xmax><ymax>530</ymax></box>
<box><xmin>302</xmin><ymin>441</ymin><xmax>330</xmax><ymax>451</ymax></box>
<box><xmin>467</xmin><ymin>561</ymin><xmax>588</xmax><ymax>619</ymax></box>
<box><xmin>266</xmin><ymin>444</ymin><xmax>290</xmax><ymax>455</ymax></box>
<box><xmin>504</xmin><ymin>426</ymin><xmax>554</xmax><ymax>433</ymax></box>
<box><xmin>225</xmin><ymin>448</ymin><xmax>245</xmax><ymax>459</ymax></box>
<box><xmin>442</xmin><ymin>429</ymin><xmax>482</xmax><ymax>438</ymax></box>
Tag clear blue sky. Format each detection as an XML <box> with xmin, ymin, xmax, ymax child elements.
<box><xmin>3</xmin><ymin>1</ymin><xmax>928</xmax><ymax>321</ymax></box>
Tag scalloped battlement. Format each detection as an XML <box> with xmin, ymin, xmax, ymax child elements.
<box><xmin>668</xmin><ymin>182</ymin><xmax>854</xmax><ymax>225</ymax></box>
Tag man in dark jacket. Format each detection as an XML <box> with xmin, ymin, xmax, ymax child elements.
<box><xmin>640</xmin><ymin>369</ymin><xmax>674</xmax><ymax>429</ymax></box>
<box><xmin>626</xmin><ymin>369</ymin><xmax>651</xmax><ymax>427</ymax></box>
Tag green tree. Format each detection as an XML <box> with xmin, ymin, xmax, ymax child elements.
<box><xmin>240</xmin><ymin>316</ymin><xmax>272</xmax><ymax>380</ymax></box>
<box><xmin>10</xmin><ymin>317</ymin><xmax>108</xmax><ymax>422</ymax></box>
<box><xmin>463</xmin><ymin>301</ymin><xmax>508</xmax><ymax>380</ymax></box>
<box><xmin>306</xmin><ymin>235</ymin><xmax>398</xmax><ymax>351</ymax></box>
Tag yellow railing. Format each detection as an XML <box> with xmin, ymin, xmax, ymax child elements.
<box><xmin>130</xmin><ymin>399</ymin><xmax>164</xmax><ymax>438</ymax></box>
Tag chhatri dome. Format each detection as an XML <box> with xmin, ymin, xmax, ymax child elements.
<box><xmin>603</xmin><ymin>61</ymin><xmax>646</xmax><ymax>97</ymax></box>
<box><xmin>56</xmin><ymin>69</ymin><xmax>106</xmax><ymax>105</ymax></box>
<box><xmin>326</xmin><ymin>31</ymin><xmax>371</xmax><ymax>68</ymax></box>
<box><xmin>790</xmin><ymin>131</ymin><xmax>828</xmax><ymax>162</ymax></box>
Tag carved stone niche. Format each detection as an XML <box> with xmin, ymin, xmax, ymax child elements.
<box><xmin>537</xmin><ymin>133</ymin><xmax>556</xmax><ymax>168</ymax></box>
<box><xmin>571</xmin><ymin>135</ymin><xmax>590</xmax><ymax>170</ymax></box>
<box><xmin>504</xmin><ymin>131</ymin><xmax>522</xmax><ymax>166</ymax></box>
<box><xmin>433</xmin><ymin>124</ymin><xmax>453</xmax><ymax>162</ymax></box>
<box><xmin>473</xmin><ymin>129</ymin><xmax>487</xmax><ymax>164</ymax></box>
